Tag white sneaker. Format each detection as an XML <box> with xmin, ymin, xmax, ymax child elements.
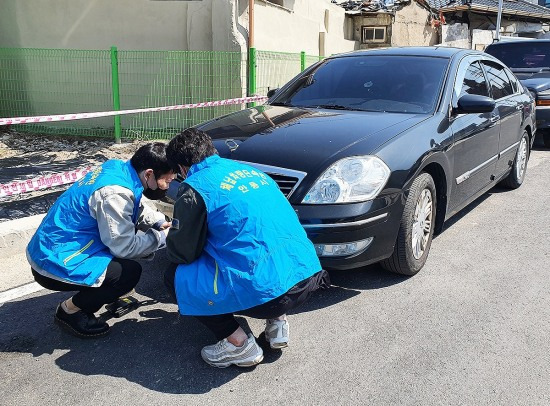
<box><xmin>265</xmin><ymin>319</ymin><xmax>289</xmax><ymax>349</ymax></box>
<box><xmin>201</xmin><ymin>334</ymin><xmax>264</xmax><ymax>368</ymax></box>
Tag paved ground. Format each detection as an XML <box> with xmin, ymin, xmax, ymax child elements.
<box><xmin>1</xmin><ymin>149</ymin><xmax>549</xmax><ymax>405</ymax></box>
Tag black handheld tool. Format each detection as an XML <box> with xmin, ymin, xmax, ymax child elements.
<box><xmin>105</xmin><ymin>296</ymin><xmax>140</xmax><ymax>318</ymax></box>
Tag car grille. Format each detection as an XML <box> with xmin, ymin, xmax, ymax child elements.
<box><xmin>266</xmin><ymin>173</ymin><xmax>299</xmax><ymax>197</ymax></box>
<box><xmin>238</xmin><ymin>161</ymin><xmax>307</xmax><ymax>199</ymax></box>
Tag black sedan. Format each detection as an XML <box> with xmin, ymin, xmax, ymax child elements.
<box><xmin>166</xmin><ymin>47</ymin><xmax>536</xmax><ymax>276</ymax></box>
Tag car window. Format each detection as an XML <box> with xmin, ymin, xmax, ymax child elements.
<box><xmin>459</xmin><ymin>62</ymin><xmax>490</xmax><ymax>98</ymax></box>
<box><xmin>272</xmin><ymin>55</ymin><xmax>450</xmax><ymax>114</ymax></box>
<box><xmin>481</xmin><ymin>61</ymin><xmax>514</xmax><ymax>100</ymax></box>
<box><xmin>503</xmin><ymin>68</ymin><xmax>520</xmax><ymax>94</ymax></box>
<box><xmin>485</xmin><ymin>43</ymin><xmax>550</xmax><ymax>69</ymax></box>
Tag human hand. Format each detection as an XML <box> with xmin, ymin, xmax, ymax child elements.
<box><xmin>159</xmin><ymin>221</ymin><xmax>171</xmax><ymax>230</ymax></box>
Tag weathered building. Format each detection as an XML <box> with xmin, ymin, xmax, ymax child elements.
<box><xmin>337</xmin><ymin>0</ymin><xmax>550</xmax><ymax>50</ymax></box>
<box><xmin>344</xmin><ymin>0</ymin><xmax>439</xmax><ymax>49</ymax></box>
<box><xmin>433</xmin><ymin>0</ymin><xmax>550</xmax><ymax>49</ymax></box>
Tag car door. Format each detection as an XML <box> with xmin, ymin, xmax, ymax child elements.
<box><xmin>480</xmin><ymin>60</ymin><xmax>523</xmax><ymax>178</ymax></box>
<box><xmin>449</xmin><ymin>57</ymin><xmax>500</xmax><ymax>209</ymax></box>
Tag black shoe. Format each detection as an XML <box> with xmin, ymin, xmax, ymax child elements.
<box><xmin>54</xmin><ymin>304</ymin><xmax>110</xmax><ymax>338</ymax></box>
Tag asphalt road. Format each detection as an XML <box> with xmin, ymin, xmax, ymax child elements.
<box><xmin>1</xmin><ymin>149</ymin><xmax>549</xmax><ymax>406</ymax></box>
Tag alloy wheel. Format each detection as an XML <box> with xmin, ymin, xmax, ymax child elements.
<box><xmin>516</xmin><ymin>137</ymin><xmax>528</xmax><ymax>181</ymax></box>
<box><xmin>411</xmin><ymin>188</ymin><xmax>433</xmax><ymax>260</ymax></box>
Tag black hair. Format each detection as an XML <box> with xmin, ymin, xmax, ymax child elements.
<box><xmin>166</xmin><ymin>128</ymin><xmax>218</xmax><ymax>170</ymax></box>
<box><xmin>130</xmin><ymin>142</ymin><xmax>173</xmax><ymax>178</ymax></box>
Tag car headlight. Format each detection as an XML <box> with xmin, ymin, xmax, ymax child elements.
<box><xmin>302</xmin><ymin>156</ymin><xmax>390</xmax><ymax>204</ymax></box>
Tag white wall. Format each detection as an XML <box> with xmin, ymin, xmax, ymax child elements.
<box><xmin>0</xmin><ymin>0</ymin><xmax>245</xmax><ymax>52</ymax></box>
<box><xmin>0</xmin><ymin>0</ymin><xmax>356</xmax><ymax>55</ymax></box>
<box><xmin>253</xmin><ymin>0</ymin><xmax>357</xmax><ymax>55</ymax></box>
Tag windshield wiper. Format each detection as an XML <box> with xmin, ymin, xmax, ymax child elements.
<box><xmin>312</xmin><ymin>104</ymin><xmax>356</xmax><ymax>111</ymax></box>
<box><xmin>270</xmin><ymin>101</ymin><xmax>293</xmax><ymax>107</ymax></box>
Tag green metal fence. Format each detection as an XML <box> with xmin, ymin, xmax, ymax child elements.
<box><xmin>0</xmin><ymin>47</ymin><xmax>323</xmax><ymax>141</ymax></box>
<box><xmin>117</xmin><ymin>50</ymin><xmax>245</xmax><ymax>140</ymax></box>
<box><xmin>0</xmin><ymin>48</ymin><xmax>114</xmax><ymax>137</ymax></box>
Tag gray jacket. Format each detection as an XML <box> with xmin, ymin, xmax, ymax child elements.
<box><xmin>28</xmin><ymin>185</ymin><xmax>166</xmax><ymax>286</ymax></box>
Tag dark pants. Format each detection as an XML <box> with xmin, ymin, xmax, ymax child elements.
<box><xmin>164</xmin><ymin>263</ymin><xmax>330</xmax><ymax>341</ymax></box>
<box><xmin>32</xmin><ymin>258</ymin><xmax>142</xmax><ymax>314</ymax></box>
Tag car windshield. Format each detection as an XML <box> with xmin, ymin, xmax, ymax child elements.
<box><xmin>271</xmin><ymin>55</ymin><xmax>449</xmax><ymax>114</ymax></box>
<box><xmin>485</xmin><ymin>43</ymin><xmax>550</xmax><ymax>69</ymax></box>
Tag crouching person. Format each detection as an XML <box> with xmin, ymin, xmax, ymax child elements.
<box><xmin>164</xmin><ymin>128</ymin><xmax>330</xmax><ymax>368</ymax></box>
<box><xmin>26</xmin><ymin>143</ymin><xmax>174</xmax><ymax>338</ymax></box>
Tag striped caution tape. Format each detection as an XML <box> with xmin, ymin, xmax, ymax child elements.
<box><xmin>0</xmin><ymin>95</ymin><xmax>268</xmax><ymax>126</ymax></box>
<box><xmin>0</xmin><ymin>95</ymin><xmax>269</xmax><ymax>198</ymax></box>
<box><xmin>0</xmin><ymin>166</ymin><xmax>94</xmax><ymax>199</ymax></box>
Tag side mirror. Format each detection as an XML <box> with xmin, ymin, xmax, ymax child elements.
<box><xmin>267</xmin><ymin>88</ymin><xmax>279</xmax><ymax>98</ymax></box>
<box><xmin>454</xmin><ymin>94</ymin><xmax>495</xmax><ymax>114</ymax></box>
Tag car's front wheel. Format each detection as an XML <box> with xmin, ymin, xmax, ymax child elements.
<box><xmin>381</xmin><ymin>172</ymin><xmax>436</xmax><ymax>276</ymax></box>
<box><xmin>501</xmin><ymin>131</ymin><xmax>529</xmax><ymax>189</ymax></box>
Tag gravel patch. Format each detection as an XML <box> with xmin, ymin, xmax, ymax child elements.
<box><xmin>0</xmin><ymin>129</ymin><xmax>159</xmax><ymax>222</ymax></box>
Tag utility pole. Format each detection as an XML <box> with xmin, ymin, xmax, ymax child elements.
<box><xmin>495</xmin><ymin>0</ymin><xmax>504</xmax><ymax>41</ymax></box>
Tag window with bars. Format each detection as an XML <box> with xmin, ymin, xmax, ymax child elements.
<box><xmin>362</xmin><ymin>26</ymin><xmax>386</xmax><ymax>43</ymax></box>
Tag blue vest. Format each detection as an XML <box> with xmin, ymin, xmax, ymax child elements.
<box><xmin>27</xmin><ymin>160</ymin><xmax>143</xmax><ymax>286</ymax></box>
<box><xmin>174</xmin><ymin>155</ymin><xmax>321</xmax><ymax>316</ymax></box>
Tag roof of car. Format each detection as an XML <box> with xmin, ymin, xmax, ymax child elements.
<box><xmin>486</xmin><ymin>39</ymin><xmax>550</xmax><ymax>46</ymax></box>
<box><xmin>332</xmin><ymin>46</ymin><xmax>473</xmax><ymax>59</ymax></box>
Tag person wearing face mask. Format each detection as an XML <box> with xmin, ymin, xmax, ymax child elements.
<box><xmin>164</xmin><ymin>129</ymin><xmax>329</xmax><ymax>368</ymax></box>
<box><xmin>26</xmin><ymin>142</ymin><xmax>174</xmax><ymax>338</ymax></box>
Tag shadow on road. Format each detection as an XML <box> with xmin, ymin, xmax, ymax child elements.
<box><xmin>0</xmin><ymin>253</ymin><xmax>407</xmax><ymax>394</ymax></box>
<box><xmin>0</xmin><ymin>288</ymin><xmax>276</xmax><ymax>394</ymax></box>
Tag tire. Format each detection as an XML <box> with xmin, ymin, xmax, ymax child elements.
<box><xmin>381</xmin><ymin>172</ymin><xmax>436</xmax><ymax>276</ymax></box>
<box><xmin>501</xmin><ymin>131</ymin><xmax>529</xmax><ymax>189</ymax></box>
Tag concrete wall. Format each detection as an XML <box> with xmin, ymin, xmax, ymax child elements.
<box><xmin>440</xmin><ymin>23</ymin><xmax>470</xmax><ymax>48</ymax></box>
<box><xmin>253</xmin><ymin>0</ymin><xmax>357</xmax><ymax>55</ymax></box>
<box><xmin>439</xmin><ymin>15</ymin><xmax>546</xmax><ymax>50</ymax></box>
<box><xmin>392</xmin><ymin>1</ymin><xmax>438</xmax><ymax>47</ymax></box>
<box><xmin>0</xmin><ymin>0</ymin><xmax>356</xmax><ymax>55</ymax></box>
<box><xmin>0</xmin><ymin>0</ymin><xmax>248</xmax><ymax>52</ymax></box>
<box><xmin>471</xmin><ymin>29</ymin><xmax>496</xmax><ymax>50</ymax></box>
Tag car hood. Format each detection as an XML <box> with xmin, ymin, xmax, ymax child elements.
<box><xmin>511</xmin><ymin>68</ymin><xmax>550</xmax><ymax>93</ymax></box>
<box><xmin>196</xmin><ymin>105</ymin><xmax>427</xmax><ymax>174</ymax></box>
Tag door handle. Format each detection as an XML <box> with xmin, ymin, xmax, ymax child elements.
<box><xmin>490</xmin><ymin>115</ymin><xmax>499</xmax><ymax>123</ymax></box>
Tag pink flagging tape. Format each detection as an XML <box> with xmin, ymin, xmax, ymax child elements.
<box><xmin>0</xmin><ymin>166</ymin><xmax>95</xmax><ymax>199</ymax></box>
<box><xmin>0</xmin><ymin>96</ymin><xmax>268</xmax><ymax>126</ymax></box>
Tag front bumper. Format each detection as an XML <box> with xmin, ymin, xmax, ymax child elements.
<box><xmin>295</xmin><ymin>192</ymin><xmax>404</xmax><ymax>270</ymax></box>
<box><xmin>161</xmin><ymin>179</ymin><xmax>404</xmax><ymax>270</ymax></box>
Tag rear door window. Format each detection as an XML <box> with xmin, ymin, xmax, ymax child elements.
<box><xmin>503</xmin><ymin>68</ymin><xmax>520</xmax><ymax>94</ymax></box>
<box><xmin>481</xmin><ymin>62</ymin><xmax>514</xmax><ymax>100</ymax></box>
